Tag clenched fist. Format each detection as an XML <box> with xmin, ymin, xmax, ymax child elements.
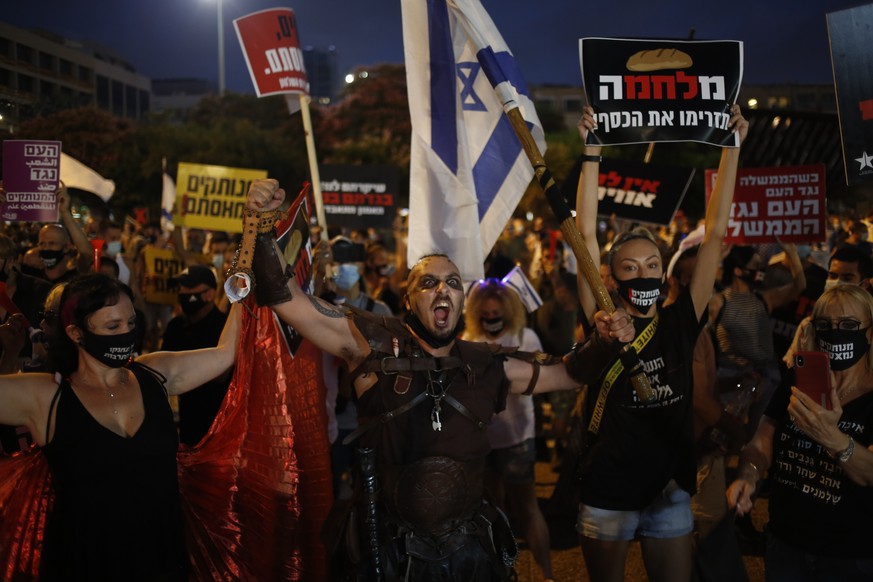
<box><xmin>246</xmin><ymin>179</ymin><xmax>286</xmax><ymax>212</ymax></box>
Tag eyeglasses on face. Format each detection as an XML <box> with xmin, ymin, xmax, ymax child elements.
<box><xmin>812</xmin><ymin>317</ymin><xmax>868</xmax><ymax>332</ymax></box>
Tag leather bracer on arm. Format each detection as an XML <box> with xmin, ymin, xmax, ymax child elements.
<box><xmin>252</xmin><ymin>228</ymin><xmax>295</xmax><ymax>307</ymax></box>
<box><xmin>564</xmin><ymin>335</ymin><xmax>622</xmax><ymax>386</ymax></box>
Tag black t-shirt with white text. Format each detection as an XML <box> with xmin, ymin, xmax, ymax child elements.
<box><xmin>765</xmin><ymin>373</ymin><xmax>873</xmax><ymax>558</ymax></box>
<box><xmin>579</xmin><ymin>289</ymin><xmax>703</xmax><ymax>510</ymax></box>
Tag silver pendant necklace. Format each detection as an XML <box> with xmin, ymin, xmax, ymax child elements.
<box><xmin>425</xmin><ymin>369</ymin><xmax>450</xmax><ymax>431</ymax></box>
<box><xmin>82</xmin><ymin>370</ymin><xmax>129</xmax><ymax>415</ymax></box>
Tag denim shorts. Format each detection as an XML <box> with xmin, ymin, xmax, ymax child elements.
<box><xmin>577</xmin><ymin>479</ymin><xmax>693</xmax><ymax>541</ymax></box>
<box><xmin>486</xmin><ymin>438</ymin><xmax>536</xmax><ymax>484</ymax></box>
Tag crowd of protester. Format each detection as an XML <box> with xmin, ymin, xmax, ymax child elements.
<box><xmin>1</xmin><ymin>169</ymin><xmax>872</xmax><ymax>581</ymax></box>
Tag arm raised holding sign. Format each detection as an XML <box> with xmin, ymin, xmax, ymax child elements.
<box><xmin>571</xmin><ymin>104</ymin><xmax>747</xmax><ymax>582</ymax></box>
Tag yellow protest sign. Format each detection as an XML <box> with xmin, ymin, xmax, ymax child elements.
<box><xmin>144</xmin><ymin>246</ymin><xmax>186</xmax><ymax>305</ymax></box>
<box><xmin>175</xmin><ymin>162</ymin><xmax>267</xmax><ymax>233</ymax></box>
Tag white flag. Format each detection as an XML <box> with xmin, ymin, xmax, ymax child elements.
<box><xmin>60</xmin><ymin>152</ymin><xmax>115</xmax><ymax>202</ymax></box>
<box><xmin>161</xmin><ymin>160</ymin><xmax>176</xmax><ymax>231</ymax></box>
<box><xmin>401</xmin><ymin>0</ymin><xmax>545</xmax><ymax>281</ymax></box>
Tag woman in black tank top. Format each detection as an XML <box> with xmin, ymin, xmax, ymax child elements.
<box><xmin>0</xmin><ymin>273</ymin><xmax>241</xmax><ymax>580</ymax></box>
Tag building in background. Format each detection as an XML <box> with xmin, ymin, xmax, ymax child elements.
<box><xmin>740</xmin><ymin>84</ymin><xmax>836</xmax><ymax>114</ymax></box>
<box><xmin>303</xmin><ymin>45</ymin><xmax>339</xmax><ymax>105</ymax></box>
<box><xmin>0</xmin><ymin>20</ymin><xmax>151</xmax><ymax>133</ymax></box>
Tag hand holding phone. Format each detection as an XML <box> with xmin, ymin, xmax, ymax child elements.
<box><xmin>794</xmin><ymin>351</ymin><xmax>832</xmax><ymax>410</ymax></box>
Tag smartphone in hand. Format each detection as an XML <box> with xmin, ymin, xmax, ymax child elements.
<box><xmin>794</xmin><ymin>351</ymin><xmax>832</xmax><ymax>410</ymax></box>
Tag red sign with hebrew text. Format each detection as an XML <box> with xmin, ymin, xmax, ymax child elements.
<box><xmin>234</xmin><ymin>8</ymin><xmax>310</xmax><ymax>97</ymax></box>
<box><xmin>705</xmin><ymin>164</ymin><xmax>827</xmax><ymax>244</ymax></box>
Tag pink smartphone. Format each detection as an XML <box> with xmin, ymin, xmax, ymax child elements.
<box><xmin>794</xmin><ymin>351</ymin><xmax>832</xmax><ymax>410</ymax></box>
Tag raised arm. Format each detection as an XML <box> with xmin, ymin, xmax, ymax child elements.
<box><xmin>574</xmin><ymin>106</ymin><xmax>603</xmax><ymax>321</ymax></box>
<box><xmin>136</xmin><ymin>302</ymin><xmax>242</xmax><ymax>396</ymax></box>
<box><xmin>245</xmin><ymin>179</ymin><xmax>371</xmax><ymax>366</ymax></box>
<box><xmin>57</xmin><ymin>182</ymin><xmax>95</xmax><ymax>272</ymax></box>
<box><xmin>762</xmin><ymin>242</ymin><xmax>806</xmax><ymax>312</ymax></box>
<box><xmin>689</xmin><ymin>105</ymin><xmax>748</xmax><ymax>320</ymax></box>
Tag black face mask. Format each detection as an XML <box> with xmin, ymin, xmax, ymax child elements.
<box><xmin>178</xmin><ymin>292</ymin><xmax>208</xmax><ymax>316</ymax></box>
<box><xmin>616</xmin><ymin>277</ymin><xmax>661</xmax><ymax>309</ymax></box>
<box><xmin>81</xmin><ymin>328</ymin><xmax>136</xmax><ymax>368</ymax></box>
<box><xmin>39</xmin><ymin>249</ymin><xmax>67</xmax><ymax>269</ymax></box>
<box><xmin>481</xmin><ymin>316</ymin><xmax>505</xmax><ymax>336</ymax></box>
<box><xmin>816</xmin><ymin>329</ymin><xmax>870</xmax><ymax>372</ymax></box>
<box><xmin>404</xmin><ymin>312</ymin><xmax>466</xmax><ymax>349</ymax></box>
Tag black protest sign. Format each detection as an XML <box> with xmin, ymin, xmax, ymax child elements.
<box><xmin>828</xmin><ymin>4</ymin><xmax>873</xmax><ymax>186</ymax></box>
<box><xmin>580</xmin><ymin>38</ymin><xmax>743</xmax><ymax>147</ymax></box>
<box><xmin>274</xmin><ymin>186</ymin><xmax>314</xmax><ymax>358</ymax></box>
<box><xmin>563</xmin><ymin>157</ymin><xmax>694</xmax><ymax>226</ymax></box>
<box><xmin>320</xmin><ymin>165</ymin><xmax>398</xmax><ymax>229</ymax></box>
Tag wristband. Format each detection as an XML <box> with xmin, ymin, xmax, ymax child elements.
<box><xmin>580</xmin><ymin>154</ymin><xmax>602</xmax><ymax>164</ymax></box>
<box><xmin>746</xmin><ymin>461</ymin><xmax>760</xmax><ymax>480</ymax></box>
<box><xmin>832</xmin><ymin>435</ymin><xmax>855</xmax><ymax>463</ymax></box>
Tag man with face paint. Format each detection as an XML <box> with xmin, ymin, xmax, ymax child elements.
<box><xmin>241</xmin><ymin>179</ymin><xmax>634</xmax><ymax>581</ymax></box>
<box><xmin>160</xmin><ymin>265</ymin><xmax>231</xmax><ymax>446</ymax></box>
<box><xmin>728</xmin><ymin>284</ymin><xmax>873</xmax><ymax>580</ymax></box>
<box><xmin>573</xmin><ymin>105</ymin><xmax>747</xmax><ymax>582</ymax></box>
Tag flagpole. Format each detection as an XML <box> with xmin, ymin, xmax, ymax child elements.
<box><xmin>298</xmin><ymin>94</ymin><xmax>329</xmax><ymax>242</ymax></box>
<box><xmin>501</xmin><ymin>102</ymin><xmax>656</xmax><ymax>403</ymax></box>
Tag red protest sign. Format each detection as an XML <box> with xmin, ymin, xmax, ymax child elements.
<box><xmin>705</xmin><ymin>164</ymin><xmax>826</xmax><ymax>245</ymax></box>
<box><xmin>234</xmin><ymin>8</ymin><xmax>310</xmax><ymax>97</ymax></box>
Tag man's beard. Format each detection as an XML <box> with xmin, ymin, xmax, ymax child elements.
<box><xmin>403</xmin><ymin>311</ymin><xmax>466</xmax><ymax>349</ymax></box>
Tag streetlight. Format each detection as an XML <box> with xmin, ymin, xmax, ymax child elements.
<box><xmin>216</xmin><ymin>0</ymin><xmax>225</xmax><ymax>94</ymax></box>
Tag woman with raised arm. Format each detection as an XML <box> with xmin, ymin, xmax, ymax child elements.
<box><xmin>0</xmin><ymin>273</ymin><xmax>240</xmax><ymax>581</ymax></box>
<box><xmin>573</xmin><ymin>105</ymin><xmax>748</xmax><ymax>582</ymax></box>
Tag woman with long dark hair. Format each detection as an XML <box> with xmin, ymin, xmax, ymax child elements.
<box><xmin>0</xmin><ymin>273</ymin><xmax>240</xmax><ymax>580</ymax></box>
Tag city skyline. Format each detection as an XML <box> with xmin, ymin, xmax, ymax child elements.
<box><xmin>3</xmin><ymin>0</ymin><xmax>864</xmax><ymax>95</ymax></box>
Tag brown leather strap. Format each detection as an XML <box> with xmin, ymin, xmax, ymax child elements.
<box><xmin>342</xmin><ymin>391</ymin><xmax>430</xmax><ymax>445</ymax></box>
<box><xmin>360</xmin><ymin>355</ymin><xmax>464</xmax><ymax>375</ymax></box>
<box><xmin>504</xmin><ymin>350</ymin><xmax>561</xmax><ymax>396</ymax></box>
<box><xmin>442</xmin><ymin>393</ymin><xmax>488</xmax><ymax>430</ymax></box>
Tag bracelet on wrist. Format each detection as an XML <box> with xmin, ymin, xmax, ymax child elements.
<box><xmin>745</xmin><ymin>461</ymin><xmax>760</xmax><ymax>482</ymax></box>
<box><xmin>829</xmin><ymin>434</ymin><xmax>855</xmax><ymax>463</ymax></box>
<box><xmin>580</xmin><ymin>154</ymin><xmax>602</xmax><ymax>164</ymax></box>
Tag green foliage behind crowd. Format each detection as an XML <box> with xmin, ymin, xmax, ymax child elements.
<box><xmin>1</xmin><ymin>62</ymin><xmax>729</xmax><ymax>224</ymax></box>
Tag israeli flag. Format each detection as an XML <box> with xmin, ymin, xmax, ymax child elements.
<box><xmin>402</xmin><ymin>0</ymin><xmax>545</xmax><ymax>281</ymax></box>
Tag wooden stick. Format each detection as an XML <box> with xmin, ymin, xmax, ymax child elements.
<box><xmin>503</xmin><ymin>106</ymin><xmax>656</xmax><ymax>402</ymax></box>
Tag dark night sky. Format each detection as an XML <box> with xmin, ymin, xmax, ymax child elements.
<box><xmin>2</xmin><ymin>0</ymin><xmax>866</xmax><ymax>93</ymax></box>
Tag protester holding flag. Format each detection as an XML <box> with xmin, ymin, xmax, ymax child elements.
<box><xmin>573</xmin><ymin>104</ymin><xmax>748</xmax><ymax>582</ymax></box>
<box><xmin>240</xmin><ymin>178</ymin><xmax>635</xmax><ymax>581</ymax></box>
